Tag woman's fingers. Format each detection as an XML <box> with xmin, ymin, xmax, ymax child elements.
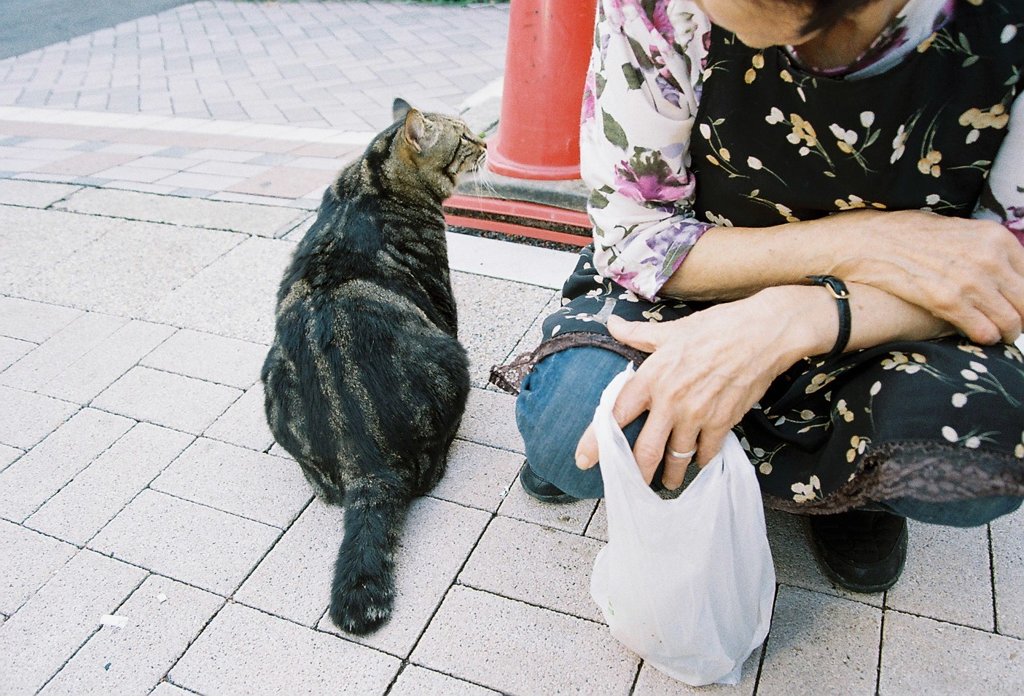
<box><xmin>661</xmin><ymin>438</ymin><xmax>697</xmax><ymax>489</ymax></box>
<box><xmin>631</xmin><ymin>410</ymin><xmax>675</xmax><ymax>483</ymax></box>
<box><xmin>574</xmin><ymin>364</ymin><xmax>653</xmax><ymax>469</ymax></box>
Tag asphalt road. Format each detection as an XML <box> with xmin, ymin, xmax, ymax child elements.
<box><xmin>0</xmin><ymin>0</ymin><xmax>196</xmax><ymax>59</ymax></box>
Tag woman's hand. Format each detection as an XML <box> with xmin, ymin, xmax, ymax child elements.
<box><xmin>831</xmin><ymin>210</ymin><xmax>1024</xmax><ymax>345</ymax></box>
<box><xmin>574</xmin><ymin>286</ymin><xmax>823</xmax><ymax>488</ymax></box>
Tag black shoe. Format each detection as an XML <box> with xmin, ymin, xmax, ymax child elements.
<box><xmin>808</xmin><ymin>509</ymin><xmax>908</xmax><ymax>593</ymax></box>
<box><xmin>518</xmin><ymin>461</ymin><xmax>579</xmax><ymax>504</ymax></box>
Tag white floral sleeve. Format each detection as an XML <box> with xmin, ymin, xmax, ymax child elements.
<box><xmin>580</xmin><ymin>0</ymin><xmax>713</xmax><ymax>301</ymax></box>
<box><xmin>973</xmin><ymin>91</ymin><xmax>1024</xmax><ymax>247</ymax></box>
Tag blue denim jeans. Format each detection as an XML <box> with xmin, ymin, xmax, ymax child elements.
<box><xmin>515</xmin><ymin>346</ymin><xmax>1022</xmax><ymax>527</ymax></box>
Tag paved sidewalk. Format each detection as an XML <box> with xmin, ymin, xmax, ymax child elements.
<box><xmin>1</xmin><ymin>2</ymin><xmax>1022</xmax><ymax>695</ymax></box>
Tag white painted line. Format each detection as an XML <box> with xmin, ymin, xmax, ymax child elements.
<box><xmin>0</xmin><ymin>107</ymin><xmax>376</xmax><ymax>146</ymax></box>
<box><xmin>446</xmin><ymin>231</ymin><xmax>577</xmax><ymax>290</ymax></box>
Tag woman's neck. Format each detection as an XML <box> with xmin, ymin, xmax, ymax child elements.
<box><xmin>792</xmin><ymin>0</ymin><xmax>911</xmax><ymax>70</ymax></box>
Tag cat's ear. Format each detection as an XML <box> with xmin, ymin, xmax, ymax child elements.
<box><xmin>403</xmin><ymin>109</ymin><xmax>436</xmax><ymax>154</ymax></box>
<box><xmin>392</xmin><ymin>97</ymin><xmax>412</xmax><ymax>122</ymax></box>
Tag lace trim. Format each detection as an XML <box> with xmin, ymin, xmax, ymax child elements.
<box><xmin>490</xmin><ymin>333</ymin><xmax>648</xmax><ymax>395</ymax></box>
<box><xmin>766</xmin><ymin>440</ymin><xmax>1024</xmax><ymax>514</ymax></box>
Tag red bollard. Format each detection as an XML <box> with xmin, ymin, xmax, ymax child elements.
<box><xmin>487</xmin><ymin>0</ymin><xmax>598</xmax><ymax>181</ymax></box>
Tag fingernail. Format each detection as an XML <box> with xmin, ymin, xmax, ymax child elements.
<box><xmin>575</xmin><ymin>453</ymin><xmax>590</xmax><ymax>469</ymax></box>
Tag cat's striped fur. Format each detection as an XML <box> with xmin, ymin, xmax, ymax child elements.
<box><xmin>262</xmin><ymin>100</ymin><xmax>483</xmax><ymax>634</ymax></box>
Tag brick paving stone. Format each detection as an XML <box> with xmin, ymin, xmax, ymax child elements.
<box><xmin>0</xmin><ymin>384</ymin><xmax>79</xmax><ymax>451</ymax></box>
<box><xmin>0</xmin><ymin>335</ymin><xmax>34</xmax><ymax>371</ymax></box>
<box><xmin>90</xmin><ymin>489</ymin><xmax>280</xmax><ymax>595</ymax></box>
<box><xmin>389</xmin><ymin>665</ymin><xmax>500</xmax><ymax>696</ymax></box>
<box><xmin>633</xmin><ymin>648</ymin><xmax>762</xmax><ymax>695</ymax></box>
<box><xmin>91</xmin><ymin>165</ymin><xmax>179</xmax><ymax>183</ymax></box>
<box><xmin>157</xmin><ymin>171</ymin><xmax>245</xmax><ymax>191</ymax></box>
<box><xmin>317</xmin><ymin>497</ymin><xmax>490</xmax><ymax>658</ymax></box>
<box><xmin>38</xmin><ymin>575</ymin><xmax>223</xmax><ymax>696</ymax></box>
<box><xmin>0</xmin><ymin>311</ymin><xmax>126</xmax><ymax>391</ymax></box>
<box><xmin>452</xmin><ymin>272</ymin><xmax>554</xmax><ymax>388</ymax></box>
<box><xmin>17</xmin><ymin>217</ymin><xmax>244</xmax><ymax>316</ymax></box>
<box><xmin>763</xmin><ymin>508</ymin><xmax>884</xmax><ymax>607</ymax></box>
<box><xmin>204</xmin><ymin>382</ymin><xmax>275</xmax><ymax>452</ymax></box>
<box><xmin>0</xmin><ymin>519</ymin><xmax>76</xmax><ymax>615</ymax></box>
<box><xmin>26</xmin><ymin>423</ymin><xmax>194</xmax><ymax>545</ymax></box>
<box><xmin>93</xmin><ymin>366</ymin><xmax>241</xmax><ymax>434</ymax></box>
<box><xmin>0</xmin><ymin>296</ymin><xmax>81</xmax><ymax>343</ymax></box>
<box><xmin>0</xmin><ymin>207</ymin><xmax>111</xmax><ymax>293</ymax></box>
<box><xmin>169</xmin><ymin>603</ymin><xmax>400</xmax><ymax>696</ymax></box>
<box><xmin>0</xmin><ymin>444</ymin><xmax>21</xmax><ymax>473</ymax></box>
<box><xmin>428</xmin><ymin>439</ymin><xmax>521</xmax><ymax>512</ymax></box>
<box><xmin>459</xmin><ymin>515</ymin><xmax>605</xmax><ymax>622</ymax></box>
<box><xmin>234</xmin><ymin>498</ymin><xmax>340</xmax><ymax>627</ymax></box>
<box><xmin>38</xmin><ymin>320</ymin><xmax>175</xmax><ymax>403</ymax></box>
<box><xmin>992</xmin><ymin>506</ymin><xmax>1024</xmax><ymax>639</ymax></box>
<box><xmin>32</xmin><ymin>152</ymin><xmax>137</xmax><ymax>177</ymax></box>
<box><xmin>56</xmin><ymin>187</ymin><xmax>307</xmax><ymax>236</ymax></box>
<box><xmin>226</xmin><ymin>165</ymin><xmax>331</xmax><ymax>198</ymax></box>
<box><xmin>456</xmin><ymin>387</ymin><xmax>523</xmax><ymax>453</ymax></box>
<box><xmin>150</xmin><ymin>437</ymin><xmax>311</xmax><ymax>528</ymax></box>
<box><xmin>757</xmin><ymin>586</ymin><xmax>881</xmax><ymax>696</ymax></box>
<box><xmin>0</xmin><ymin>179</ymin><xmax>79</xmax><ymax>207</ymax></box>
<box><xmin>0</xmin><ymin>550</ymin><xmax>146</xmax><ymax>696</ymax></box>
<box><xmin>498</xmin><ymin>482</ymin><xmax>598</xmax><ymax>535</ymax></box>
<box><xmin>0</xmin><ymin>407</ymin><xmax>133</xmax><ymax>521</ymax></box>
<box><xmin>879</xmin><ymin>611</ymin><xmax>1024</xmax><ymax>695</ymax></box>
<box><xmin>141</xmin><ymin>328</ymin><xmax>265</xmax><ymax>388</ymax></box>
<box><xmin>185</xmin><ymin>160</ymin><xmax>271</xmax><ymax>178</ymax></box>
<box><xmin>412</xmin><ymin>585</ymin><xmax>638</xmax><ymax>695</ymax></box>
<box><xmin>145</xmin><ymin>236</ymin><xmax>294</xmax><ymax>344</ymax></box>
<box><xmin>885</xmin><ymin>521</ymin><xmax>993</xmax><ymax>630</ymax></box>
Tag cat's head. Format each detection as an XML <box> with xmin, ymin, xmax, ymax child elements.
<box><xmin>369</xmin><ymin>98</ymin><xmax>486</xmax><ymax>201</ymax></box>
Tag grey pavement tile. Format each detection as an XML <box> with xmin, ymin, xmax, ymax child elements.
<box><xmin>763</xmin><ymin>508</ymin><xmax>883</xmax><ymax>608</ymax></box>
<box><xmin>456</xmin><ymin>387</ymin><xmax>523</xmax><ymax>453</ymax></box>
<box><xmin>885</xmin><ymin>520</ymin><xmax>993</xmax><ymax>630</ymax></box>
<box><xmin>317</xmin><ymin>497</ymin><xmax>490</xmax><ymax>658</ymax></box>
<box><xmin>226</xmin><ymin>166</ymin><xmax>331</xmax><ymax>199</ymax></box>
<box><xmin>0</xmin><ymin>519</ymin><xmax>76</xmax><ymax>615</ymax></box>
<box><xmin>149</xmin><ymin>684</ymin><xmax>193</xmax><ymax>696</ymax></box>
<box><xmin>37</xmin><ymin>320</ymin><xmax>176</xmax><ymax>404</ymax></box>
<box><xmin>0</xmin><ymin>444</ymin><xmax>22</xmax><ymax>473</ymax></box>
<box><xmin>145</xmin><ymin>236</ymin><xmax>294</xmax><ymax>344</ymax></box>
<box><xmin>992</xmin><ymin>505</ymin><xmax>1024</xmax><ymax>639</ymax></box>
<box><xmin>151</xmin><ymin>437</ymin><xmax>311</xmax><ymax>528</ymax></box>
<box><xmin>141</xmin><ymin>328</ymin><xmax>266</xmax><ymax>388</ymax></box>
<box><xmin>93</xmin><ymin>366</ymin><xmax>241</xmax><ymax>434</ymax></box>
<box><xmin>757</xmin><ymin>586</ymin><xmax>881</xmax><ymax>696</ymax></box>
<box><xmin>509</xmin><ymin>293</ymin><xmax>562</xmax><ymax>357</ymax></box>
<box><xmin>0</xmin><ymin>311</ymin><xmax>127</xmax><ymax>391</ymax></box>
<box><xmin>0</xmin><ymin>335</ymin><xmax>33</xmax><ymax>371</ymax></box>
<box><xmin>0</xmin><ymin>407</ymin><xmax>133</xmax><ymax>521</ymax></box>
<box><xmin>38</xmin><ymin>575</ymin><xmax>223</xmax><ymax>696</ymax></box>
<box><xmin>0</xmin><ymin>179</ymin><xmax>79</xmax><ymax>207</ymax></box>
<box><xmin>0</xmin><ymin>384</ymin><xmax>79</xmax><ymax>450</ymax></box>
<box><xmin>451</xmin><ymin>272</ymin><xmax>553</xmax><ymax>388</ymax></box>
<box><xmin>234</xmin><ymin>498</ymin><xmax>341</xmax><ymax>627</ymax></box>
<box><xmin>26</xmin><ymin>423</ymin><xmax>194</xmax><ymax>545</ymax></box>
<box><xmin>90</xmin><ymin>489</ymin><xmax>280</xmax><ymax>596</ymax></box>
<box><xmin>170</xmin><ymin>603</ymin><xmax>400</xmax><ymax>696</ymax></box>
<box><xmin>0</xmin><ymin>296</ymin><xmax>81</xmax><ymax>342</ymax></box>
<box><xmin>156</xmin><ymin>172</ymin><xmax>246</xmax><ymax>191</ymax></box>
<box><xmin>17</xmin><ymin>217</ymin><xmax>243</xmax><ymax>316</ymax></box>
<box><xmin>412</xmin><ymin>585</ymin><xmax>638</xmax><ymax>695</ymax></box>
<box><xmin>0</xmin><ymin>550</ymin><xmax>146</xmax><ymax>696</ymax></box>
<box><xmin>879</xmin><ymin>610</ymin><xmax>1023</xmax><ymax>695</ymax></box>
<box><xmin>498</xmin><ymin>482</ymin><xmax>599</xmax><ymax>535</ymax></box>
<box><xmin>204</xmin><ymin>382</ymin><xmax>275</xmax><ymax>452</ymax></box>
<box><xmin>389</xmin><ymin>665</ymin><xmax>500</xmax><ymax>696</ymax></box>
<box><xmin>586</xmin><ymin>500</ymin><xmax>608</xmax><ymax>541</ymax></box>
<box><xmin>0</xmin><ymin>207</ymin><xmax>111</xmax><ymax>293</ymax></box>
<box><xmin>428</xmin><ymin>439</ymin><xmax>521</xmax><ymax>512</ymax></box>
<box><xmin>633</xmin><ymin>648</ymin><xmax>762</xmax><ymax>695</ymax></box>
<box><xmin>459</xmin><ymin>515</ymin><xmax>605</xmax><ymax>622</ymax></box>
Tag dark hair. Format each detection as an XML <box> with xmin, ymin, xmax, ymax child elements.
<box><xmin>796</xmin><ymin>0</ymin><xmax>884</xmax><ymax>34</ymax></box>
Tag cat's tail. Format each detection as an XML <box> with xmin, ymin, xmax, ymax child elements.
<box><xmin>329</xmin><ymin>476</ymin><xmax>410</xmax><ymax>635</ymax></box>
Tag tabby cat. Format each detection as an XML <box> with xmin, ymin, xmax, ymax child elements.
<box><xmin>261</xmin><ymin>99</ymin><xmax>483</xmax><ymax>634</ymax></box>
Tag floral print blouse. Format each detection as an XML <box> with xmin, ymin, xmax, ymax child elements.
<box><xmin>581</xmin><ymin>0</ymin><xmax>1024</xmax><ymax>302</ymax></box>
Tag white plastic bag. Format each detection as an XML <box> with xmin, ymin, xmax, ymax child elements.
<box><xmin>590</xmin><ymin>366</ymin><xmax>776</xmax><ymax>686</ymax></box>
